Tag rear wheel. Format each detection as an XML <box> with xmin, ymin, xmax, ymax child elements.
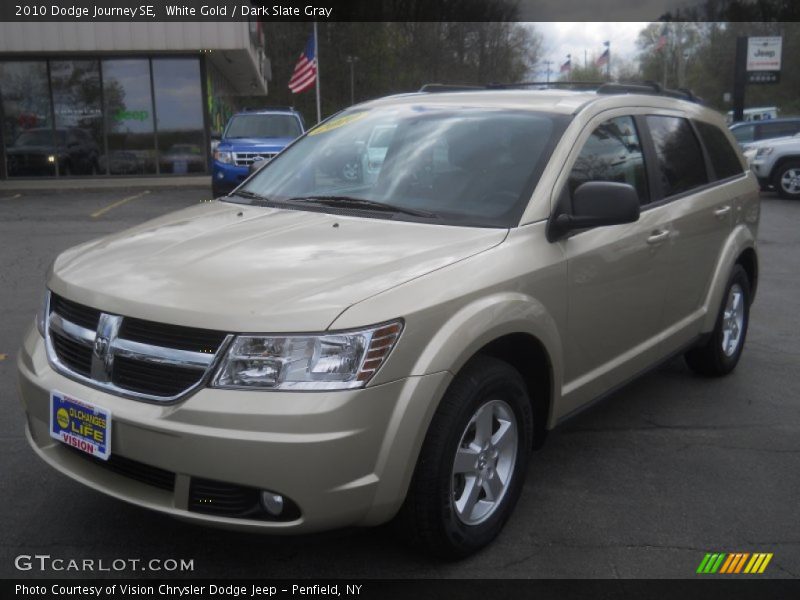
<box><xmin>396</xmin><ymin>356</ymin><xmax>533</xmax><ymax>558</ymax></box>
<box><xmin>773</xmin><ymin>161</ymin><xmax>800</xmax><ymax>199</ymax></box>
<box><xmin>685</xmin><ymin>265</ymin><xmax>751</xmax><ymax>376</ymax></box>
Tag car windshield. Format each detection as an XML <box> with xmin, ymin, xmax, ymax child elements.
<box><xmin>224</xmin><ymin>114</ymin><xmax>303</xmax><ymax>139</ymax></box>
<box><xmin>229</xmin><ymin>106</ymin><xmax>568</xmax><ymax>227</ymax></box>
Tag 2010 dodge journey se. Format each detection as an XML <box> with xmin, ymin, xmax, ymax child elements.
<box><xmin>18</xmin><ymin>83</ymin><xmax>760</xmax><ymax>557</ymax></box>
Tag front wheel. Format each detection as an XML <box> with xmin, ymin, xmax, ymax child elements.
<box><xmin>773</xmin><ymin>161</ymin><xmax>800</xmax><ymax>199</ymax></box>
<box><xmin>685</xmin><ymin>264</ymin><xmax>751</xmax><ymax>376</ymax></box>
<box><xmin>396</xmin><ymin>356</ymin><xmax>533</xmax><ymax>558</ymax></box>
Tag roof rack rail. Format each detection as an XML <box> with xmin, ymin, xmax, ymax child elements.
<box><xmin>486</xmin><ymin>81</ymin><xmax>604</xmax><ymax>89</ymax></box>
<box><xmin>418</xmin><ymin>84</ymin><xmax>485</xmax><ymax>93</ymax></box>
<box><xmin>596</xmin><ymin>81</ymin><xmax>702</xmax><ymax>103</ymax></box>
<box><xmin>417</xmin><ymin>80</ymin><xmax>702</xmax><ymax>103</ymax></box>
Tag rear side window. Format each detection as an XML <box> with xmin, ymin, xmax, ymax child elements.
<box><xmin>731</xmin><ymin>125</ymin><xmax>754</xmax><ymax>143</ymax></box>
<box><xmin>694</xmin><ymin>121</ymin><xmax>744</xmax><ymax>181</ymax></box>
<box><xmin>568</xmin><ymin>116</ymin><xmax>648</xmax><ymax>204</ymax></box>
<box><xmin>646</xmin><ymin>116</ymin><xmax>708</xmax><ymax>197</ymax></box>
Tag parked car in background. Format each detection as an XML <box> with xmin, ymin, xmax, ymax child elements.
<box><xmin>6</xmin><ymin>127</ymin><xmax>100</xmax><ymax>176</ymax></box>
<box><xmin>212</xmin><ymin>108</ymin><xmax>305</xmax><ymax>197</ymax></box>
<box><xmin>730</xmin><ymin>117</ymin><xmax>800</xmax><ymax>148</ymax></box>
<box><xmin>99</xmin><ymin>151</ymin><xmax>141</xmax><ymax>175</ymax></box>
<box><xmin>747</xmin><ymin>133</ymin><xmax>800</xmax><ymax>198</ymax></box>
<box><xmin>160</xmin><ymin>144</ymin><xmax>205</xmax><ymax>174</ymax></box>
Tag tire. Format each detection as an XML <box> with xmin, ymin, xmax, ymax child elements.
<box><xmin>211</xmin><ymin>184</ymin><xmax>225</xmax><ymax>198</ymax></box>
<box><xmin>396</xmin><ymin>355</ymin><xmax>533</xmax><ymax>558</ymax></box>
<box><xmin>685</xmin><ymin>264</ymin><xmax>751</xmax><ymax>376</ymax></box>
<box><xmin>772</xmin><ymin>160</ymin><xmax>800</xmax><ymax>199</ymax></box>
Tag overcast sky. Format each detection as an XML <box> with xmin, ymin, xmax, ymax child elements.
<box><xmin>531</xmin><ymin>22</ymin><xmax>651</xmax><ymax>79</ymax></box>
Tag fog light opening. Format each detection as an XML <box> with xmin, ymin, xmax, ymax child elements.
<box><xmin>260</xmin><ymin>491</ymin><xmax>284</xmax><ymax>517</ymax></box>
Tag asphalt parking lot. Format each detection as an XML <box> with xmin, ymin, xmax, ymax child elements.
<box><xmin>0</xmin><ymin>186</ymin><xmax>798</xmax><ymax>579</ymax></box>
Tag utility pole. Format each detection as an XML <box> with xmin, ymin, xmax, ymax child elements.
<box><xmin>604</xmin><ymin>40</ymin><xmax>611</xmax><ymax>80</ymax></box>
<box><xmin>732</xmin><ymin>36</ymin><xmax>748</xmax><ymax>122</ymax></box>
<box><xmin>543</xmin><ymin>60</ymin><xmax>552</xmax><ymax>84</ymax></box>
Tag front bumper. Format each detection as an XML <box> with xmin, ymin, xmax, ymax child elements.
<box><xmin>211</xmin><ymin>161</ymin><xmax>249</xmax><ymax>193</ymax></box>
<box><xmin>18</xmin><ymin>324</ymin><xmax>450</xmax><ymax>533</ymax></box>
<box><xmin>750</xmin><ymin>159</ymin><xmax>771</xmax><ymax>181</ymax></box>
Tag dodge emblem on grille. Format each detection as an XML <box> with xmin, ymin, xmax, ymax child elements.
<box><xmin>91</xmin><ymin>313</ymin><xmax>123</xmax><ymax>382</ymax></box>
<box><xmin>93</xmin><ymin>336</ymin><xmax>110</xmax><ymax>359</ymax></box>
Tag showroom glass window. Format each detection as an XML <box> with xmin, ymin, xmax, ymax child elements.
<box><xmin>152</xmin><ymin>58</ymin><xmax>207</xmax><ymax>174</ymax></box>
<box><xmin>102</xmin><ymin>59</ymin><xmax>156</xmax><ymax>174</ymax></box>
<box><xmin>50</xmin><ymin>60</ymin><xmax>103</xmax><ymax>176</ymax></box>
<box><xmin>0</xmin><ymin>61</ymin><xmax>54</xmax><ymax>177</ymax></box>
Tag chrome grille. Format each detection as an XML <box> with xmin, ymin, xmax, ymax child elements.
<box><xmin>45</xmin><ymin>293</ymin><xmax>231</xmax><ymax>403</ymax></box>
<box><xmin>233</xmin><ymin>152</ymin><xmax>277</xmax><ymax>167</ymax></box>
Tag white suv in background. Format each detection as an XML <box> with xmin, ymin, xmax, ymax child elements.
<box><xmin>746</xmin><ymin>133</ymin><xmax>800</xmax><ymax>198</ymax></box>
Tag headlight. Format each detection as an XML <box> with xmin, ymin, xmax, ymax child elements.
<box><xmin>212</xmin><ymin>320</ymin><xmax>403</xmax><ymax>390</ymax></box>
<box><xmin>36</xmin><ymin>290</ymin><xmax>50</xmax><ymax>337</ymax></box>
<box><xmin>214</xmin><ymin>150</ymin><xmax>233</xmax><ymax>164</ymax></box>
<box><xmin>755</xmin><ymin>147</ymin><xmax>774</xmax><ymax>158</ymax></box>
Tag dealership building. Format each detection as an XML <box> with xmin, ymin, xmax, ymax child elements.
<box><xmin>0</xmin><ymin>21</ymin><xmax>269</xmax><ymax>179</ymax></box>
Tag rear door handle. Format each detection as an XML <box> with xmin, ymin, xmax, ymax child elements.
<box><xmin>646</xmin><ymin>230</ymin><xmax>670</xmax><ymax>245</ymax></box>
<box><xmin>713</xmin><ymin>205</ymin><xmax>731</xmax><ymax>218</ymax></box>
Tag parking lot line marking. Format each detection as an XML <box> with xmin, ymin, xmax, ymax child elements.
<box><xmin>91</xmin><ymin>190</ymin><xmax>150</xmax><ymax>218</ymax></box>
<box><xmin>1</xmin><ymin>193</ymin><xmax>22</xmax><ymax>200</ymax></box>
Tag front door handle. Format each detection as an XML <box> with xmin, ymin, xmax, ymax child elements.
<box><xmin>713</xmin><ymin>205</ymin><xmax>732</xmax><ymax>219</ymax></box>
<box><xmin>646</xmin><ymin>230</ymin><xmax>670</xmax><ymax>245</ymax></box>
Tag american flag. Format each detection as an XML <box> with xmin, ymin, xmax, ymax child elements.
<box><xmin>289</xmin><ymin>34</ymin><xmax>317</xmax><ymax>94</ymax></box>
<box><xmin>595</xmin><ymin>48</ymin><xmax>609</xmax><ymax>67</ymax></box>
<box><xmin>654</xmin><ymin>25</ymin><xmax>669</xmax><ymax>51</ymax></box>
<box><xmin>560</xmin><ymin>57</ymin><xmax>571</xmax><ymax>73</ymax></box>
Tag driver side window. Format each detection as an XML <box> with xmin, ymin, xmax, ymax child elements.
<box><xmin>568</xmin><ymin>116</ymin><xmax>648</xmax><ymax>204</ymax></box>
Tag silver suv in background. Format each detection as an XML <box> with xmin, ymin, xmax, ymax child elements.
<box><xmin>18</xmin><ymin>83</ymin><xmax>759</xmax><ymax>557</ymax></box>
<box><xmin>745</xmin><ymin>133</ymin><xmax>800</xmax><ymax>198</ymax></box>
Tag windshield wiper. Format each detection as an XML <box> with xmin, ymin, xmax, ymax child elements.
<box><xmin>230</xmin><ymin>189</ymin><xmax>274</xmax><ymax>204</ymax></box>
<box><xmin>285</xmin><ymin>196</ymin><xmax>439</xmax><ymax>219</ymax></box>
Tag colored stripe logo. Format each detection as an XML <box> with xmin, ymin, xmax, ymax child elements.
<box><xmin>697</xmin><ymin>552</ymin><xmax>773</xmax><ymax>574</ymax></box>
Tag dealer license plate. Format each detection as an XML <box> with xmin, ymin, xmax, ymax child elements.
<box><xmin>49</xmin><ymin>391</ymin><xmax>111</xmax><ymax>461</ymax></box>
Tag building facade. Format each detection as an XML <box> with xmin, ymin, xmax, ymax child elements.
<box><xmin>0</xmin><ymin>21</ymin><xmax>269</xmax><ymax>179</ymax></box>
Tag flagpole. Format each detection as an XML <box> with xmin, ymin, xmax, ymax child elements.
<box><xmin>314</xmin><ymin>21</ymin><xmax>321</xmax><ymax>124</ymax></box>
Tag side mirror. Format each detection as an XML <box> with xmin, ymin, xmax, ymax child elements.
<box><xmin>548</xmin><ymin>181</ymin><xmax>640</xmax><ymax>241</ymax></box>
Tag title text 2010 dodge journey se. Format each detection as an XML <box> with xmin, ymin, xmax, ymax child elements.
<box><xmin>18</xmin><ymin>84</ymin><xmax>759</xmax><ymax>557</ymax></box>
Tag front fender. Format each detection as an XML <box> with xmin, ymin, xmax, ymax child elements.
<box><xmin>333</xmin><ymin>292</ymin><xmax>564</xmax><ymax>526</ymax></box>
<box><xmin>701</xmin><ymin>223</ymin><xmax>758</xmax><ymax>333</ymax></box>
<box><xmin>410</xmin><ymin>292</ymin><xmax>562</xmax><ymax>416</ymax></box>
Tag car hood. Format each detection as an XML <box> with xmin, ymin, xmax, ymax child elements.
<box><xmin>7</xmin><ymin>145</ymin><xmax>59</xmax><ymax>154</ymax></box>
<box><xmin>219</xmin><ymin>138</ymin><xmax>294</xmax><ymax>152</ymax></box>
<box><xmin>50</xmin><ymin>202</ymin><xmax>507</xmax><ymax>332</ymax></box>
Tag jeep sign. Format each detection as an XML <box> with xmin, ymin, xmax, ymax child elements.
<box><xmin>746</xmin><ymin>36</ymin><xmax>782</xmax><ymax>71</ymax></box>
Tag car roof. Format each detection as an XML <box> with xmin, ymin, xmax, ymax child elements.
<box><xmin>357</xmin><ymin>88</ymin><xmax>720</xmax><ymax>122</ymax></box>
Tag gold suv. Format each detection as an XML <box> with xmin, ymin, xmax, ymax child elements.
<box><xmin>18</xmin><ymin>83</ymin><xmax>760</xmax><ymax>557</ymax></box>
